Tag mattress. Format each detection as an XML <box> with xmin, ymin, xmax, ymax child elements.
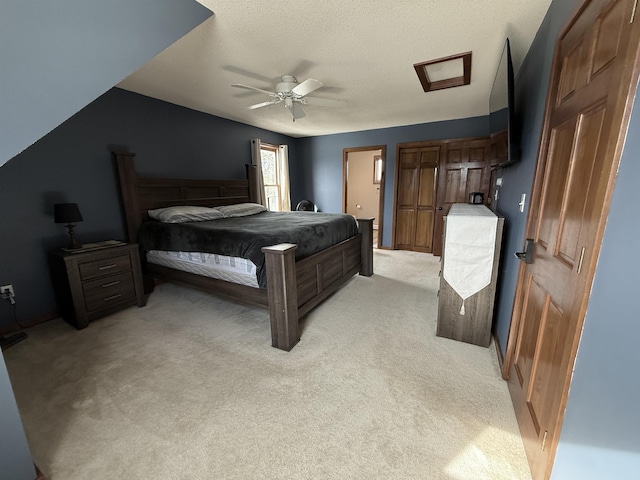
<box><xmin>146</xmin><ymin>250</ymin><xmax>259</xmax><ymax>288</ymax></box>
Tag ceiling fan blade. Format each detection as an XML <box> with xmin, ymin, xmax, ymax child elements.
<box><xmin>248</xmin><ymin>99</ymin><xmax>281</xmax><ymax>110</ymax></box>
<box><xmin>303</xmin><ymin>96</ymin><xmax>347</xmax><ymax>108</ymax></box>
<box><xmin>291</xmin><ymin>78</ymin><xmax>323</xmax><ymax>97</ymax></box>
<box><xmin>231</xmin><ymin>83</ymin><xmax>277</xmax><ymax>97</ymax></box>
<box><xmin>286</xmin><ymin>101</ymin><xmax>306</xmax><ymax>120</ymax></box>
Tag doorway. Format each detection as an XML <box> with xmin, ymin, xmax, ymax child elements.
<box><xmin>343</xmin><ymin>146</ymin><xmax>386</xmax><ymax>248</ymax></box>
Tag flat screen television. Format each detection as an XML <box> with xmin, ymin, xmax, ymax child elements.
<box><xmin>489</xmin><ymin>38</ymin><xmax>519</xmax><ymax>166</ymax></box>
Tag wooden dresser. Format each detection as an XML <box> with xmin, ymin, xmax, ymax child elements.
<box><xmin>50</xmin><ymin>243</ymin><xmax>146</xmax><ymax>329</ymax></box>
<box><xmin>436</xmin><ymin>204</ymin><xmax>504</xmax><ymax>347</ymax></box>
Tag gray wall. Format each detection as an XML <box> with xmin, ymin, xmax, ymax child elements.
<box><xmin>295</xmin><ymin>117</ymin><xmax>489</xmax><ymax>247</ymax></box>
<box><xmin>0</xmin><ymin>353</ymin><xmax>35</xmax><ymax>480</ymax></box>
<box><xmin>551</xmin><ymin>80</ymin><xmax>640</xmax><ymax>480</ymax></box>
<box><xmin>0</xmin><ymin>88</ymin><xmax>296</xmax><ymax>331</ymax></box>
<box><xmin>0</xmin><ymin>0</ymin><xmax>211</xmax><ymax>165</ymax></box>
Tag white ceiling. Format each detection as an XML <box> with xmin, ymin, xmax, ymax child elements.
<box><xmin>118</xmin><ymin>0</ymin><xmax>552</xmax><ymax>138</ymax></box>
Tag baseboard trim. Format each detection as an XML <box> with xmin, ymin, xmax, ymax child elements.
<box><xmin>492</xmin><ymin>328</ymin><xmax>505</xmax><ymax>371</ymax></box>
<box><xmin>0</xmin><ymin>311</ymin><xmax>59</xmax><ymax>336</ymax></box>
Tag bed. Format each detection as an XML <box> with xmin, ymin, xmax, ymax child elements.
<box><xmin>114</xmin><ymin>152</ymin><xmax>374</xmax><ymax>351</ymax></box>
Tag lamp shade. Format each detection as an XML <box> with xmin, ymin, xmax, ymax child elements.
<box><xmin>54</xmin><ymin>203</ymin><xmax>83</xmax><ymax>224</ymax></box>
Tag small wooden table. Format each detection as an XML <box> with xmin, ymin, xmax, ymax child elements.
<box><xmin>49</xmin><ymin>243</ymin><xmax>146</xmax><ymax>329</ymax></box>
<box><xmin>436</xmin><ymin>205</ymin><xmax>504</xmax><ymax>347</ymax></box>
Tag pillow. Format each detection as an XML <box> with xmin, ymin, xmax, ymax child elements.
<box><xmin>148</xmin><ymin>206</ymin><xmax>225</xmax><ymax>223</ymax></box>
<box><xmin>217</xmin><ymin>203</ymin><xmax>267</xmax><ymax>218</ymax></box>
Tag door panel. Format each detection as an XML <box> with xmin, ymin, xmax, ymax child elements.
<box><xmin>514</xmin><ymin>275</ymin><xmax>544</xmax><ymax>388</ymax></box>
<box><xmin>591</xmin><ymin>0</ymin><xmax>625</xmax><ymax>74</ymax></box>
<box><xmin>418</xmin><ymin>167</ymin><xmax>435</xmax><ymax>206</ymax></box>
<box><xmin>537</xmin><ymin>121</ymin><xmax>576</xmax><ymax>250</ymax></box>
<box><xmin>465</xmin><ymin>167</ymin><xmax>484</xmax><ymax>197</ymax></box>
<box><xmin>394</xmin><ymin>146</ymin><xmax>438</xmax><ymax>252</ymax></box>
<box><xmin>505</xmin><ymin>1</ymin><xmax>639</xmax><ymax>479</ymax></box>
<box><xmin>398</xmin><ymin>168</ymin><xmax>417</xmax><ymax>207</ymax></box>
<box><xmin>527</xmin><ymin>296</ymin><xmax>564</xmax><ymax>434</ymax></box>
<box><xmin>444</xmin><ymin>169</ymin><xmax>462</xmax><ymax>203</ymax></box>
<box><xmin>557</xmin><ymin>106</ymin><xmax>606</xmax><ymax>264</ymax></box>
<box><xmin>415</xmin><ymin>210</ymin><xmax>434</xmax><ymax>250</ymax></box>
<box><xmin>395</xmin><ymin>209</ymin><xmax>415</xmax><ymax>248</ymax></box>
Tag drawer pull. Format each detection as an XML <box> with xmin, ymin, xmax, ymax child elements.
<box><xmin>101</xmin><ymin>281</ymin><xmax>121</xmax><ymax>288</ymax></box>
<box><xmin>104</xmin><ymin>293</ymin><xmax>122</xmax><ymax>302</ymax></box>
<box><xmin>98</xmin><ymin>264</ymin><xmax>118</xmax><ymax>271</ymax></box>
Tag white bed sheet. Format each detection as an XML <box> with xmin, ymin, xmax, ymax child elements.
<box><xmin>146</xmin><ymin>250</ymin><xmax>259</xmax><ymax>288</ymax></box>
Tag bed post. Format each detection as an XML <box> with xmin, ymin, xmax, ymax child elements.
<box><xmin>262</xmin><ymin>243</ymin><xmax>300</xmax><ymax>351</ymax></box>
<box><xmin>113</xmin><ymin>152</ymin><xmax>142</xmax><ymax>242</ymax></box>
<box><xmin>246</xmin><ymin>164</ymin><xmax>259</xmax><ymax>204</ymax></box>
<box><xmin>358</xmin><ymin>218</ymin><xmax>374</xmax><ymax>277</ymax></box>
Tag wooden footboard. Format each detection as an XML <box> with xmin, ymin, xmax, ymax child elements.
<box><xmin>263</xmin><ymin>217</ymin><xmax>373</xmax><ymax>351</ymax></box>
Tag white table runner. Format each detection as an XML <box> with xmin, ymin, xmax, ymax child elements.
<box><xmin>442</xmin><ymin>204</ymin><xmax>498</xmax><ymax>314</ymax></box>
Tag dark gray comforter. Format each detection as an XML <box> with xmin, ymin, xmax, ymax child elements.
<box><xmin>137</xmin><ymin>211</ymin><xmax>359</xmax><ymax>288</ymax></box>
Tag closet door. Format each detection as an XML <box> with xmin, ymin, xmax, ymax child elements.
<box><xmin>394</xmin><ymin>146</ymin><xmax>438</xmax><ymax>252</ymax></box>
<box><xmin>432</xmin><ymin>138</ymin><xmax>491</xmax><ymax>256</ymax></box>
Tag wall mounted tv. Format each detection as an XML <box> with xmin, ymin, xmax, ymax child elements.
<box><xmin>489</xmin><ymin>38</ymin><xmax>520</xmax><ymax>166</ymax></box>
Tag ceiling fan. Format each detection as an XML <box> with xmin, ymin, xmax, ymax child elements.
<box><xmin>231</xmin><ymin>75</ymin><xmax>346</xmax><ymax>121</ymax></box>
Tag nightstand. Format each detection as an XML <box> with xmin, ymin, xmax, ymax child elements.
<box><xmin>49</xmin><ymin>243</ymin><xmax>146</xmax><ymax>329</ymax></box>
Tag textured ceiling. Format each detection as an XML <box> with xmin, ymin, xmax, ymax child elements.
<box><xmin>118</xmin><ymin>0</ymin><xmax>552</xmax><ymax>138</ymax></box>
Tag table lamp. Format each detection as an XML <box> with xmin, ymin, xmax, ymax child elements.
<box><xmin>54</xmin><ymin>203</ymin><xmax>83</xmax><ymax>249</ymax></box>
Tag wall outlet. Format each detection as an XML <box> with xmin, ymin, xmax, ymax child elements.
<box><xmin>1</xmin><ymin>284</ymin><xmax>15</xmax><ymax>298</ymax></box>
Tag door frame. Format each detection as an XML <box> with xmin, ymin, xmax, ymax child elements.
<box><xmin>342</xmin><ymin>145</ymin><xmax>386</xmax><ymax>248</ymax></box>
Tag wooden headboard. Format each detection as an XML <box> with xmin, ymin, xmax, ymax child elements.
<box><xmin>113</xmin><ymin>152</ymin><xmax>258</xmax><ymax>242</ymax></box>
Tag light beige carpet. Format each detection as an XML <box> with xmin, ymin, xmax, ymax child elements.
<box><xmin>4</xmin><ymin>250</ymin><xmax>531</xmax><ymax>480</ymax></box>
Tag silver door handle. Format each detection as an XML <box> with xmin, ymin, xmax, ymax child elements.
<box><xmin>515</xmin><ymin>239</ymin><xmax>534</xmax><ymax>264</ymax></box>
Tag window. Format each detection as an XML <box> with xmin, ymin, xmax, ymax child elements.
<box><xmin>260</xmin><ymin>144</ymin><xmax>282</xmax><ymax>211</ymax></box>
<box><xmin>373</xmin><ymin>155</ymin><xmax>383</xmax><ymax>184</ymax></box>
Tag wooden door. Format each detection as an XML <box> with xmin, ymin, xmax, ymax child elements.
<box><xmin>505</xmin><ymin>1</ymin><xmax>640</xmax><ymax>478</ymax></box>
<box><xmin>433</xmin><ymin>138</ymin><xmax>491</xmax><ymax>256</ymax></box>
<box><xmin>394</xmin><ymin>146</ymin><xmax>438</xmax><ymax>252</ymax></box>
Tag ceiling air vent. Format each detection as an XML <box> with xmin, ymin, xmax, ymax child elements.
<box><xmin>414</xmin><ymin>51</ymin><xmax>472</xmax><ymax>92</ymax></box>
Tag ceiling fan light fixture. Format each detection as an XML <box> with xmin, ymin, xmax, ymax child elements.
<box><xmin>231</xmin><ymin>74</ymin><xmax>345</xmax><ymax>121</ymax></box>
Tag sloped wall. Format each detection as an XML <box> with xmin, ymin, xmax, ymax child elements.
<box><xmin>0</xmin><ymin>0</ymin><xmax>212</xmax><ymax>166</ymax></box>
<box><xmin>0</xmin><ymin>3</ymin><xmax>211</xmax><ymax>478</ymax></box>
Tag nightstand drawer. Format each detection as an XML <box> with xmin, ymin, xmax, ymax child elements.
<box><xmin>83</xmin><ymin>271</ymin><xmax>135</xmax><ymax>312</ymax></box>
<box><xmin>79</xmin><ymin>254</ymin><xmax>131</xmax><ymax>280</ymax></box>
